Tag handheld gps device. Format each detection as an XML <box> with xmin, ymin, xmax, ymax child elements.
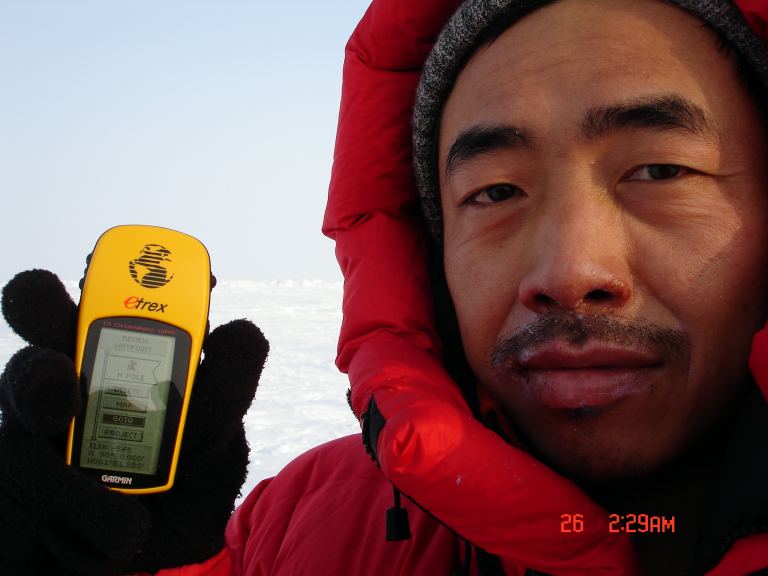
<box><xmin>66</xmin><ymin>225</ymin><xmax>211</xmax><ymax>494</ymax></box>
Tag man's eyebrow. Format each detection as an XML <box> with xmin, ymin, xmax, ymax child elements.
<box><xmin>581</xmin><ymin>95</ymin><xmax>717</xmax><ymax>140</ymax></box>
<box><xmin>444</xmin><ymin>124</ymin><xmax>533</xmax><ymax>178</ymax></box>
<box><xmin>443</xmin><ymin>96</ymin><xmax>715</xmax><ymax>179</ymax></box>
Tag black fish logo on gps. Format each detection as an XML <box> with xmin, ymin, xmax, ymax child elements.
<box><xmin>129</xmin><ymin>244</ymin><xmax>174</xmax><ymax>288</ymax></box>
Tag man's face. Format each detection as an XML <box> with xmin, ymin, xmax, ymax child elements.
<box><xmin>439</xmin><ymin>0</ymin><xmax>768</xmax><ymax>481</ymax></box>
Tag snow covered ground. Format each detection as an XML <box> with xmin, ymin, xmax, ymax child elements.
<box><xmin>0</xmin><ymin>279</ymin><xmax>360</xmax><ymax>501</ymax></box>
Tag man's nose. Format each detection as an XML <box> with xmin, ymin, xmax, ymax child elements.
<box><xmin>517</xmin><ymin>196</ymin><xmax>633</xmax><ymax>315</ymax></box>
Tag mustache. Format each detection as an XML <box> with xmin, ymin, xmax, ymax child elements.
<box><xmin>490</xmin><ymin>313</ymin><xmax>690</xmax><ymax>370</ymax></box>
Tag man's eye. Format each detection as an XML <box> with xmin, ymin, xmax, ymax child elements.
<box><xmin>627</xmin><ymin>164</ymin><xmax>689</xmax><ymax>181</ymax></box>
<box><xmin>465</xmin><ymin>184</ymin><xmax>522</xmax><ymax>205</ymax></box>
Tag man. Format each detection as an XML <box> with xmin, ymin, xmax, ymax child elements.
<box><xmin>1</xmin><ymin>0</ymin><xmax>767</xmax><ymax>574</ymax></box>
<box><xmin>419</xmin><ymin>0</ymin><xmax>768</xmax><ymax>572</ymax></box>
<box><xmin>327</xmin><ymin>0</ymin><xmax>768</xmax><ymax>573</ymax></box>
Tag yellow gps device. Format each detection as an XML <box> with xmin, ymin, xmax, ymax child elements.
<box><xmin>66</xmin><ymin>225</ymin><xmax>211</xmax><ymax>494</ymax></box>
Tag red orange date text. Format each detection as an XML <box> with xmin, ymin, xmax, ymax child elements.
<box><xmin>560</xmin><ymin>513</ymin><xmax>675</xmax><ymax>533</ymax></box>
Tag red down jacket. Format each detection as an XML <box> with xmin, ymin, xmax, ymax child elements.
<box><xmin>146</xmin><ymin>0</ymin><xmax>768</xmax><ymax>574</ymax></box>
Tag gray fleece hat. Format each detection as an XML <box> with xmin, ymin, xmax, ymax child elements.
<box><xmin>412</xmin><ymin>0</ymin><xmax>768</xmax><ymax>243</ymax></box>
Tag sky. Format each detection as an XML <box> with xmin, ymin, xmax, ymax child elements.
<box><xmin>0</xmin><ymin>0</ymin><xmax>372</xmax><ymax>286</ymax></box>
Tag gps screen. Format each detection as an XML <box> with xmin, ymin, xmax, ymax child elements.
<box><xmin>79</xmin><ymin>326</ymin><xmax>175</xmax><ymax>475</ymax></box>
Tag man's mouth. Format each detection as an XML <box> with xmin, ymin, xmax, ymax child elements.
<box><xmin>516</xmin><ymin>341</ymin><xmax>663</xmax><ymax>410</ymax></box>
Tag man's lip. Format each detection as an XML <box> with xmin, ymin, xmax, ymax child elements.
<box><xmin>517</xmin><ymin>341</ymin><xmax>662</xmax><ymax>370</ymax></box>
<box><xmin>514</xmin><ymin>342</ymin><xmax>663</xmax><ymax>410</ymax></box>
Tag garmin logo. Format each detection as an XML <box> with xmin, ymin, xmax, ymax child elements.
<box><xmin>102</xmin><ymin>474</ymin><xmax>133</xmax><ymax>485</ymax></box>
<box><xmin>124</xmin><ymin>296</ymin><xmax>168</xmax><ymax>313</ymax></box>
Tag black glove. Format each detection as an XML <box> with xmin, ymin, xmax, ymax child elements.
<box><xmin>0</xmin><ymin>269</ymin><xmax>269</xmax><ymax>576</ymax></box>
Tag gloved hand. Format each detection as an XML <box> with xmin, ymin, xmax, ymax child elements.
<box><xmin>0</xmin><ymin>269</ymin><xmax>268</xmax><ymax>576</ymax></box>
